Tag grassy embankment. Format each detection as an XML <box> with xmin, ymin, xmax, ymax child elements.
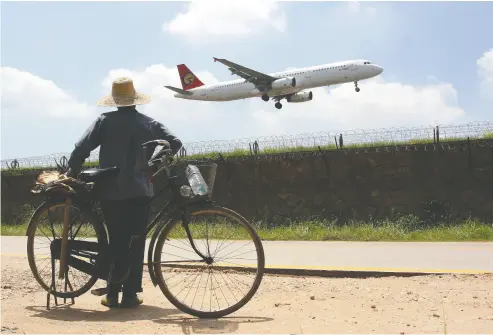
<box><xmin>2</xmin><ymin>133</ymin><xmax>493</xmax><ymax>241</ymax></box>
<box><xmin>2</xmin><ymin>216</ymin><xmax>492</xmax><ymax>241</ymax></box>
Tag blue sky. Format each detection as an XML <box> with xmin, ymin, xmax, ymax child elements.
<box><xmin>2</xmin><ymin>1</ymin><xmax>493</xmax><ymax>160</ymax></box>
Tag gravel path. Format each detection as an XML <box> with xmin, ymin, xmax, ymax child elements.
<box><xmin>2</xmin><ymin>255</ymin><xmax>493</xmax><ymax>334</ymax></box>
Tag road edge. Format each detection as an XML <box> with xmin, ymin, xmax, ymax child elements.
<box><xmin>153</xmin><ymin>262</ymin><xmax>491</xmax><ymax>278</ymax></box>
<box><xmin>262</xmin><ymin>267</ymin><xmax>433</xmax><ymax>278</ymax></box>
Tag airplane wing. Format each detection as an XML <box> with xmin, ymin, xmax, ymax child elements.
<box><xmin>213</xmin><ymin>57</ymin><xmax>277</xmax><ymax>90</ymax></box>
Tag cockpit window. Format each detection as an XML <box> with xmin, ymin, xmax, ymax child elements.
<box><xmin>364</xmin><ymin>61</ymin><xmax>372</xmax><ymax>65</ymax></box>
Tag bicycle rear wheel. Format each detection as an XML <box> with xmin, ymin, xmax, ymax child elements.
<box><xmin>153</xmin><ymin>205</ymin><xmax>265</xmax><ymax>318</ymax></box>
<box><xmin>27</xmin><ymin>200</ymin><xmax>107</xmax><ymax>298</ymax></box>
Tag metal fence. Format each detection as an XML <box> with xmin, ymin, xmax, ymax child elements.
<box><xmin>2</xmin><ymin>121</ymin><xmax>493</xmax><ymax>170</ymax></box>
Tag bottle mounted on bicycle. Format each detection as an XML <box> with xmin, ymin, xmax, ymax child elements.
<box><xmin>185</xmin><ymin>165</ymin><xmax>208</xmax><ymax>196</ymax></box>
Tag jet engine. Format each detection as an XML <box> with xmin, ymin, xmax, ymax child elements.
<box><xmin>271</xmin><ymin>77</ymin><xmax>296</xmax><ymax>90</ymax></box>
<box><xmin>286</xmin><ymin>91</ymin><xmax>313</xmax><ymax>103</ymax></box>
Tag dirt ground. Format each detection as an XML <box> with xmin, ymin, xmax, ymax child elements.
<box><xmin>1</xmin><ymin>255</ymin><xmax>493</xmax><ymax>334</ymax></box>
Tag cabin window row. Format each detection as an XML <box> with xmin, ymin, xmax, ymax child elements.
<box><xmin>213</xmin><ymin>65</ymin><xmax>354</xmax><ymax>88</ymax></box>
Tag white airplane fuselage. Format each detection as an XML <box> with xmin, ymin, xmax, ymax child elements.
<box><xmin>172</xmin><ymin>59</ymin><xmax>383</xmax><ymax>102</ymax></box>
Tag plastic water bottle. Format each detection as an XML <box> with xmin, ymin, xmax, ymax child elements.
<box><xmin>185</xmin><ymin>165</ymin><xmax>208</xmax><ymax>196</ymax></box>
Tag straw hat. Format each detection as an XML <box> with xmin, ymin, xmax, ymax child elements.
<box><xmin>97</xmin><ymin>77</ymin><xmax>151</xmax><ymax>107</ymax></box>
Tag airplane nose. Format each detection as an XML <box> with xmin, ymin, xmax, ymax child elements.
<box><xmin>373</xmin><ymin>65</ymin><xmax>383</xmax><ymax>74</ymax></box>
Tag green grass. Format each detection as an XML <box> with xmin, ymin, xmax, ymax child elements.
<box><xmin>1</xmin><ymin>224</ymin><xmax>28</xmax><ymax>236</ymax></box>
<box><xmin>252</xmin><ymin>219</ymin><xmax>493</xmax><ymax>241</ymax></box>
<box><xmin>2</xmin><ymin>217</ymin><xmax>492</xmax><ymax>242</ymax></box>
<box><xmin>3</xmin><ymin>134</ymin><xmax>493</xmax><ymax>175</ymax></box>
<box><xmin>177</xmin><ymin>135</ymin><xmax>493</xmax><ymax>161</ymax></box>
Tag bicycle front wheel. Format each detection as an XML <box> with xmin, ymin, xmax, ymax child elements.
<box><xmin>153</xmin><ymin>205</ymin><xmax>265</xmax><ymax>318</ymax></box>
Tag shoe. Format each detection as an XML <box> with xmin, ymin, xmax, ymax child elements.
<box><xmin>120</xmin><ymin>293</ymin><xmax>143</xmax><ymax>308</ymax></box>
<box><xmin>101</xmin><ymin>295</ymin><xmax>119</xmax><ymax>308</ymax></box>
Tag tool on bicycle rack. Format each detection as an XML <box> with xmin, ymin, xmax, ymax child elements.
<box><xmin>59</xmin><ymin>198</ymin><xmax>72</xmax><ymax>280</ymax></box>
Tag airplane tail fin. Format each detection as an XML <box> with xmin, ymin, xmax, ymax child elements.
<box><xmin>177</xmin><ymin>64</ymin><xmax>204</xmax><ymax>90</ymax></box>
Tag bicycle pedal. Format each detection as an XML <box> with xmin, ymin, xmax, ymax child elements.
<box><xmin>91</xmin><ymin>287</ymin><xmax>109</xmax><ymax>296</ymax></box>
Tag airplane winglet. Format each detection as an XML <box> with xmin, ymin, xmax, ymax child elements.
<box><xmin>213</xmin><ymin>57</ymin><xmax>218</xmax><ymax>62</ymax></box>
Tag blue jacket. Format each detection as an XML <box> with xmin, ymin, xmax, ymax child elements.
<box><xmin>68</xmin><ymin>107</ymin><xmax>182</xmax><ymax>200</ymax></box>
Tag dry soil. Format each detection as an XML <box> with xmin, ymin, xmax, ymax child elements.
<box><xmin>1</xmin><ymin>255</ymin><xmax>493</xmax><ymax>334</ymax></box>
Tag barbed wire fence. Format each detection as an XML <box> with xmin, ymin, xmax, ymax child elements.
<box><xmin>2</xmin><ymin>121</ymin><xmax>493</xmax><ymax>170</ymax></box>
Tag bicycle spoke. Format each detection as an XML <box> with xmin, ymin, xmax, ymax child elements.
<box><xmin>214</xmin><ymin>241</ymin><xmax>254</xmax><ymax>262</ymax></box>
<box><xmin>46</xmin><ymin>209</ymin><xmax>57</xmax><ymax>240</ymax></box>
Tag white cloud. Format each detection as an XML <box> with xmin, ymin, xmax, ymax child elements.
<box><xmin>477</xmin><ymin>48</ymin><xmax>493</xmax><ymax>98</ymax></box>
<box><xmin>248</xmin><ymin>76</ymin><xmax>465</xmax><ymax>135</ymax></box>
<box><xmin>163</xmin><ymin>0</ymin><xmax>286</xmax><ymax>43</ymax></box>
<box><xmin>0</xmin><ymin>67</ymin><xmax>94</xmax><ymax>118</ymax></box>
<box><xmin>0</xmin><ymin>67</ymin><xmax>97</xmax><ymax>159</ymax></box>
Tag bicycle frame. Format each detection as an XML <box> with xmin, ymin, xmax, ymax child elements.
<box><xmin>48</xmin><ymin>159</ymin><xmax>215</xmax><ymax>288</ymax></box>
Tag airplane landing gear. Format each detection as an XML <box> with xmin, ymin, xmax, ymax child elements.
<box><xmin>354</xmin><ymin>81</ymin><xmax>360</xmax><ymax>93</ymax></box>
<box><xmin>262</xmin><ymin>94</ymin><xmax>269</xmax><ymax>102</ymax></box>
<box><xmin>275</xmin><ymin>102</ymin><xmax>282</xmax><ymax>109</ymax></box>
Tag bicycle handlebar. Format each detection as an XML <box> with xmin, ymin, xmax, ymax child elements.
<box><xmin>142</xmin><ymin>139</ymin><xmax>171</xmax><ymax>149</ymax></box>
<box><xmin>145</xmin><ymin>139</ymin><xmax>176</xmax><ymax>181</ymax></box>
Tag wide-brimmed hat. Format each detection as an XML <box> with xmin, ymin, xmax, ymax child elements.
<box><xmin>97</xmin><ymin>77</ymin><xmax>151</xmax><ymax>107</ymax></box>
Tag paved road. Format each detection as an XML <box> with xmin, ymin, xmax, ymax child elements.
<box><xmin>2</xmin><ymin>236</ymin><xmax>492</xmax><ymax>273</ymax></box>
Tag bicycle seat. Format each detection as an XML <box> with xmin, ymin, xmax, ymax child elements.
<box><xmin>79</xmin><ymin>166</ymin><xmax>120</xmax><ymax>183</ymax></box>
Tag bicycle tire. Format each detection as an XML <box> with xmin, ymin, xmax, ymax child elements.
<box><xmin>153</xmin><ymin>204</ymin><xmax>265</xmax><ymax>318</ymax></box>
<box><xmin>27</xmin><ymin>200</ymin><xmax>108</xmax><ymax>299</ymax></box>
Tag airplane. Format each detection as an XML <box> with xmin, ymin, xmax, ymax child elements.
<box><xmin>164</xmin><ymin>57</ymin><xmax>383</xmax><ymax>109</ymax></box>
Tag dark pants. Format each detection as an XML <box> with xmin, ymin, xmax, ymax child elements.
<box><xmin>100</xmin><ymin>196</ymin><xmax>150</xmax><ymax>296</ymax></box>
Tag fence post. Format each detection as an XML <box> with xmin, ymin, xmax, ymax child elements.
<box><xmin>179</xmin><ymin>146</ymin><xmax>187</xmax><ymax>158</ymax></box>
<box><xmin>339</xmin><ymin>134</ymin><xmax>343</xmax><ymax>149</ymax></box>
<box><xmin>252</xmin><ymin>140</ymin><xmax>259</xmax><ymax>155</ymax></box>
<box><xmin>9</xmin><ymin>159</ymin><xmax>19</xmax><ymax>169</ymax></box>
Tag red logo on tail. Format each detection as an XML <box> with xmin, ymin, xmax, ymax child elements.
<box><xmin>177</xmin><ymin>64</ymin><xmax>204</xmax><ymax>90</ymax></box>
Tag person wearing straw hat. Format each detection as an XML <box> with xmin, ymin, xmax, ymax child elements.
<box><xmin>66</xmin><ymin>77</ymin><xmax>182</xmax><ymax>308</ymax></box>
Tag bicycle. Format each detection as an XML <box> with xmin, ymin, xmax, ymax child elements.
<box><xmin>26</xmin><ymin>139</ymin><xmax>265</xmax><ymax>318</ymax></box>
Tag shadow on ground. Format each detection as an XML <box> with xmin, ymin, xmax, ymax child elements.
<box><xmin>25</xmin><ymin>304</ymin><xmax>273</xmax><ymax>333</ymax></box>
<box><xmin>153</xmin><ymin>316</ymin><xmax>273</xmax><ymax>334</ymax></box>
